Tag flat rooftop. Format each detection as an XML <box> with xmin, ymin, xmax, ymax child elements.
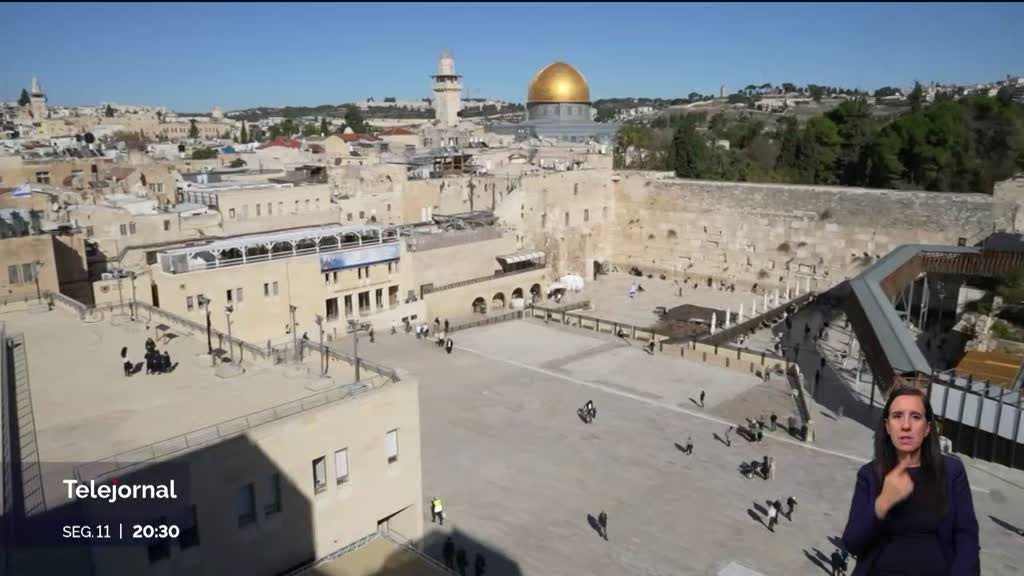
<box><xmin>2</xmin><ymin>307</ymin><xmax>354</xmax><ymax>508</ymax></box>
<box><xmin>346</xmin><ymin>318</ymin><xmax>1024</xmax><ymax>575</ymax></box>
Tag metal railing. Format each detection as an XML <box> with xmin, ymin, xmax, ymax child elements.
<box><xmin>280</xmin><ymin>532</ymin><xmax>380</xmax><ymax>576</ymax></box>
<box><xmin>74</xmin><ymin>381</ymin><xmax>377</xmax><ymax>482</ymax></box>
<box><xmin>421</xmin><ymin>265</ymin><xmax>544</xmax><ymax>296</ymax></box>
<box><xmin>384</xmin><ymin>529</ymin><xmax>456</xmax><ymax>574</ymax></box>
<box><xmin>449</xmin><ymin>310</ymin><xmax>525</xmax><ymax>332</ymax></box>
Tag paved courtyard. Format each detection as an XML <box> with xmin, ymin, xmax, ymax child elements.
<box><xmin>346</xmin><ymin>318</ymin><xmax>1024</xmax><ymax>575</ymax></box>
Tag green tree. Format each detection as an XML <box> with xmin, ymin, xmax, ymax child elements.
<box><xmin>826</xmin><ymin>99</ymin><xmax>876</xmax><ymax>185</ymax></box>
<box><xmin>808</xmin><ymin>85</ymin><xmax>825</xmax><ymax>102</ymax></box>
<box><xmin>188</xmin><ymin>119</ymin><xmax>199</xmax><ymax>139</ymax></box>
<box><xmin>781</xmin><ymin>83</ymin><xmax>797</xmax><ymax>93</ymax></box>
<box><xmin>229</xmin><ymin>158</ymin><xmax>247</xmax><ymax>168</ymax></box>
<box><xmin>18</xmin><ymin>89</ymin><xmax>31</xmax><ymax>106</ymax></box>
<box><xmin>191</xmin><ymin>148</ymin><xmax>218</xmax><ymax>160</ymax></box>
<box><xmin>320</xmin><ymin>117</ymin><xmax>329</xmax><ymax>135</ymax></box>
<box><xmin>239</xmin><ymin>121</ymin><xmax>249</xmax><ymax>144</ymax></box>
<box><xmin>670</xmin><ymin>117</ymin><xmax>708</xmax><ymax>178</ymax></box>
<box><xmin>908</xmin><ymin>82</ymin><xmax>924</xmax><ymax>113</ymax></box>
<box><xmin>105</xmin><ymin>104</ymin><xmax>115</xmax><ymax>118</ymax></box>
<box><xmin>302</xmin><ymin>123</ymin><xmax>321</xmax><ymax>137</ymax></box>
<box><xmin>344</xmin><ymin>107</ymin><xmax>367</xmax><ymax>133</ymax></box>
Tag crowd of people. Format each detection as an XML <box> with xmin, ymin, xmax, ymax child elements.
<box><xmin>120</xmin><ymin>338</ymin><xmax>173</xmax><ymax>376</ymax></box>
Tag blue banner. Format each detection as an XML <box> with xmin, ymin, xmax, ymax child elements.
<box><xmin>320</xmin><ymin>243</ymin><xmax>400</xmax><ymax>272</ymax></box>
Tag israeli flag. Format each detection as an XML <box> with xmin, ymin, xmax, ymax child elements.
<box><xmin>11</xmin><ymin>183</ymin><xmax>32</xmax><ymax>198</ymax></box>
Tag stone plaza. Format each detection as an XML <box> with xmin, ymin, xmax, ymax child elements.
<box><xmin>344</xmin><ymin>311</ymin><xmax>1024</xmax><ymax>575</ymax></box>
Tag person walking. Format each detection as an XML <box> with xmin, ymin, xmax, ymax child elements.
<box><xmin>683</xmin><ymin>435</ymin><xmax>693</xmax><ymax>455</ymax></box>
<box><xmin>699</xmin><ymin>390</ymin><xmax>706</xmax><ymax>408</ymax></box>
<box><xmin>431</xmin><ymin>496</ymin><xmax>444</xmax><ymax>525</ymax></box>
<box><xmin>762</xmin><ymin>456</ymin><xmax>770</xmax><ymax>480</ymax></box>
<box><xmin>445</xmin><ymin>337</ymin><xmax>454</xmax><ymax>354</ymax></box>
<box><xmin>724</xmin><ymin>426</ymin><xmax>732</xmax><ymax>447</ymax></box>
<box><xmin>455</xmin><ymin>548</ymin><xmax>468</xmax><ymax>576</ymax></box>
<box><xmin>434</xmin><ymin>317</ymin><xmax>441</xmax><ymax>332</ymax></box>
<box><xmin>391</xmin><ymin>320</ymin><xmax>397</xmax><ymax>335</ymax></box>
<box><xmin>369</xmin><ymin>327</ymin><xmax>375</xmax><ymax>343</ymax></box>
<box><xmin>766</xmin><ymin>501</ymin><xmax>779</xmax><ymax>532</ymax></box>
<box><xmin>598</xmin><ymin>510</ymin><xmax>608</xmax><ymax>540</ymax></box>
<box><xmin>474</xmin><ymin>552</ymin><xmax>487</xmax><ymax>576</ymax></box>
<box><xmin>770</xmin><ymin>413</ymin><xmax>778</xmax><ymax>432</ymax></box>
<box><xmin>785</xmin><ymin>496</ymin><xmax>797</xmax><ymax>520</ymax></box>
<box><xmin>442</xmin><ymin>537</ymin><xmax>455</xmax><ymax>569</ymax></box>
<box><xmin>444</xmin><ymin>318</ymin><xmax>450</xmax><ymax>333</ymax></box>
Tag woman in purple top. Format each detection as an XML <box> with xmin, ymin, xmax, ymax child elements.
<box><xmin>842</xmin><ymin>387</ymin><xmax>979</xmax><ymax>575</ymax></box>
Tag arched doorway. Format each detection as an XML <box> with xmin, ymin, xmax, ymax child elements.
<box><xmin>511</xmin><ymin>287</ymin><xmax>524</xmax><ymax>300</ymax></box>
<box><xmin>492</xmin><ymin>292</ymin><xmax>506</xmax><ymax>309</ymax></box>
<box><xmin>529</xmin><ymin>284</ymin><xmax>542</xmax><ymax>303</ymax></box>
<box><xmin>472</xmin><ymin>297</ymin><xmax>487</xmax><ymax>314</ymax></box>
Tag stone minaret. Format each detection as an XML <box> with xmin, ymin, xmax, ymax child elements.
<box><xmin>29</xmin><ymin>77</ymin><xmax>47</xmax><ymax>120</ymax></box>
<box><xmin>432</xmin><ymin>50</ymin><xmax>462</xmax><ymax>128</ymax></box>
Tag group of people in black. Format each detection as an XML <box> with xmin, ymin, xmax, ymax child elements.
<box><xmin>121</xmin><ymin>338</ymin><xmax>173</xmax><ymax>377</ymax></box>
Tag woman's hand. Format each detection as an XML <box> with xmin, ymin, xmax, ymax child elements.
<box><xmin>875</xmin><ymin>460</ymin><xmax>915</xmax><ymax>519</ymax></box>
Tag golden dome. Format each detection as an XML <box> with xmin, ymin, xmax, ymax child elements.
<box><xmin>527</xmin><ymin>62</ymin><xmax>591</xmax><ymax>104</ymax></box>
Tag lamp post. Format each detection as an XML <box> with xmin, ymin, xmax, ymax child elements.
<box><xmin>115</xmin><ymin>270</ymin><xmax>125</xmax><ymax>311</ymax></box>
<box><xmin>315</xmin><ymin>314</ymin><xmax>326</xmax><ymax>376</ymax></box>
<box><xmin>198</xmin><ymin>295</ymin><xmax>213</xmax><ymax>355</ymax></box>
<box><xmin>225</xmin><ymin>305</ymin><xmax>234</xmax><ymax>362</ymax></box>
<box><xmin>347</xmin><ymin>319</ymin><xmax>371</xmax><ymax>383</ymax></box>
<box><xmin>129</xmin><ymin>271</ymin><xmax>137</xmax><ymax>321</ymax></box>
<box><xmin>289</xmin><ymin>305</ymin><xmax>299</xmax><ymax>362</ymax></box>
<box><xmin>32</xmin><ymin>260</ymin><xmax>43</xmax><ymax>302</ymax></box>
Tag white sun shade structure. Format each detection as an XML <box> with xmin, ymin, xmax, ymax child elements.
<box><xmin>158</xmin><ymin>224</ymin><xmax>400</xmax><ymax>274</ymax></box>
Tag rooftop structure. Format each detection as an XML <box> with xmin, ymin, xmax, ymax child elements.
<box><xmin>158</xmin><ymin>223</ymin><xmax>400</xmax><ymax>274</ymax></box>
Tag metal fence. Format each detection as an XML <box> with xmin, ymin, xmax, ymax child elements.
<box><xmin>421</xmin><ymin>265</ymin><xmax>543</xmax><ymax>296</ymax></box>
<box><xmin>449</xmin><ymin>310</ymin><xmax>525</xmax><ymax>332</ymax></box>
<box><xmin>928</xmin><ymin>375</ymin><xmax>1024</xmax><ymax>470</ymax></box>
<box><xmin>74</xmin><ymin>381</ymin><xmax>377</xmax><ymax>482</ymax></box>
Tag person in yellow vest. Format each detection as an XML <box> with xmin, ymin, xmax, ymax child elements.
<box><xmin>431</xmin><ymin>496</ymin><xmax>444</xmax><ymax>525</ymax></box>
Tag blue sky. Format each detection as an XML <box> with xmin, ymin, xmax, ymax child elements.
<box><xmin>1</xmin><ymin>2</ymin><xmax>1021</xmax><ymax>112</ymax></box>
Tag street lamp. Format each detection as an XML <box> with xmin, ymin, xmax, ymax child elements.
<box><xmin>224</xmin><ymin>305</ymin><xmax>234</xmax><ymax>362</ymax></box>
<box><xmin>289</xmin><ymin>305</ymin><xmax>300</xmax><ymax>362</ymax></box>
<box><xmin>314</xmin><ymin>314</ymin><xmax>327</xmax><ymax>376</ymax></box>
<box><xmin>129</xmin><ymin>272</ymin><xmax>137</xmax><ymax>321</ymax></box>
<box><xmin>32</xmin><ymin>260</ymin><xmax>44</xmax><ymax>302</ymax></box>
<box><xmin>347</xmin><ymin>319</ymin><xmax>372</xmax><ymax>383</ymax></box>
<box><xmin>197</xmin><ymin>295</ymin><xmax>213</xmax><ymax>355</ymax></box>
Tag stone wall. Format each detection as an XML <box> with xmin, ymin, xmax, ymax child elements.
<box><xmin>484</xmin><ymin>169</ymin><xmax>1022</xmax><ymax>293</ymax></box>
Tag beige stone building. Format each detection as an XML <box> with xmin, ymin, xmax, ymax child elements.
<box><xmin>0</xmin><ymin>232</ymin><xmax>88</xmax><ymax>302</ymax></box>
<box><xmin>149</xmin><ymin>221</ymin><xmax>545</xmax><ymax>344</ymax></box>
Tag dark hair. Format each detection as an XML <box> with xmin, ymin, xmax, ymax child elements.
<box><xmin>873</xmin><ymin>387</ymin><xmax>947</xmax><ymax>514</ymax></box>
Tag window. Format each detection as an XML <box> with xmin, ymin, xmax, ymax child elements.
<box><xmin>265</xmin><ymin>474</ymin><xmax>282</xmax><ymax>516</ymax></box>
<box><xmin>8</xmin><ymin>265</ymin><xmax>20</xmax><ymax>285</ymax></box>
<box><xmin>324</xmin><ymin>273</ymin><xmax>330</xmax><ymax>285</ymax></box>
<box><xmin>256</xmin><ymin>203</ymin><xmax>261</xmax><ymax>216</ymax></box>
<box><xmin>359</xmin><ymin>210</ymin><xmax>365</xmax><ymax>219</ymax></box>
<box><xmin>335</xmin><ymin>449</ymin><xmax>349</xmax><ymax>484</ymax></box>
<box><xmin>332</xmin><ymin>271</ymin><xmax>338</xmax><ymax>283</ymax></box>
<box><xmin>226</xmin><ymin>289</ymin><xmax>233</xmax><ymax>303</ymax></box>
<box><xmin>313</xmin><ymin>456</ymin><xmax>327</xmax><ymax>494</ymax></box>
<box><xmin>344</xmin><ymin>294</ymin><xmax>353</xmax><ymax>316</ymax></box>
<box><xmin>565</xmin><ymin>212</ymin><xmax>570</xmax><ymax>226</ymax></box>
<box><xmin>305</xmin><ymin>199</ymin><xmax>310</xmax><ymax>211</ymax></box>
<box><xmin>120</xmin><ymin>223</ymin><xmax>128</xmax><ymax>236</ymax></box>
<box><xmin>584</xmin><ymin>209</ymin><xmax>589</xmax><ymax>222</ymax></box>
<box><xmin>385</xmin><ymin>429</ymin><xmax>399</xmax><ymax>463</ymax></box>
<box><xmin>34</xmin><ymin>171</ymin><xmax>50</xmax><ymax>184</ymax></box>
<box><xmin>278</xmin><ymin>201</ymin><xmax>284</xmax><ymax>214</ymax></box>
<box><xmin>267</xmin><ymin>202</ymin><xmax>273</xmax><ymax>215</ymax></box>
<box><xmin>294</xmin><ymin>200</ymin><xmax>299</xmax><ymax>213</ymax></box>
<box><xmin>389</xmin><ymin>285</ymin><xmax>399</xmax><ymax>307</ymax></box>
<box><xmin>272</xmin><ymin>281</ymin><xmax>279</xmax><ymax>296</ymax></box>
<box><xmin>263</xmin><ymin>282</ymin><xmax>270</xmax><ymax>297</ymax></box>
<box><xmin>326</xmin><ymin>297</ymin><xmax>339</xmax><ymax>320</ymax></box>
<box><xmin>149</xmin><ymin>182</ymin><xmax>164</xmax><ymax>194</ymax></box>
<box><xmin>147</xmin><ymin>516</ymin><xmax>171</xmax><ymax>562</ymax></box>
<box><xmin>129</xmin><ymin>222</ymin><xmax>137</xmax><ymax>235</ymax></box>
<box><xmin>236</xmin><ymin>287</ymin><xmax>243</xmax><ymax>303</ymax></box>
<box><xmin>603</xmin><ymin>206</ymin><xmax>608</xmax><ymax>220</ymax></box>
<box><xmin>229</xmin><ymin>208</ymin><xmax>236</xmax><ymax>219</ymax></box>
<box><xmin>375</xmin><ymin>288</ymin><xmax>383</xmax><ymax>309</ymax></box>
<box><xmin>358</xmin><ymin>291</ymin><xmax>370</xmax><ymax>313</ymax></box>
<box><xmin>315</xmin><ymin>198</ymin><xmax>320</xmax><ymax>210</ymax></box>
<box><xmin>347</xmin><ymin>212</ymin><xmax>353</xmax><ymax>221</ymax></box>
<box><xmin>388</xmin><ymin>261</ymin><xmax>399</xmax><ymax>274</ymax></box>
<box><xmin>242</xmin><ymin>205</ymin><xmax>249</xmax><ymax>219</ymax></box>
<box><xmin>237</xmin><ymin>484</ymin><xmax>256</xmax><ymax>527</ymax></box>
<box><xmin>178</xmin><ymin>505</ymin><xmax>199</xmax><ymax>549</ymax></box>
<box><xmin>21</xmin><ymin>263</ymin><xmax>34</xmax><ymax>283</ymax></box>
<box><xmin>387</xmin><ymin>203</ymin><xmax>391</xmax><ymax>212</ymax></box>
<box><xmin>163</xmin><ymin>219</ymin><xmax>171</xmax><ymax>231</ymax></box>
<box><xmin>541</xmin><ymin>213</ymin><xmax>546</xmax><ymax>228</ymax></box>
<box><xmin>85</xmin><ymin>226</ymin><xmax>94</xmax><ymax>237</ymax></box>
<box><xmin>186</xmin><ymin>296</ymin><xmax>194</xmax><ymax>311</ymax></box>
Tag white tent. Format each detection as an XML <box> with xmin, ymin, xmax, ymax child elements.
<box><xmin>560</xmin><ymin>274</ymin><xmax>585</xmax><ymax>292</ymax></box>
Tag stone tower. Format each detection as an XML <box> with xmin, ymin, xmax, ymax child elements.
<box><xmin>29</xmin><ymin>77</ymin><xmax>47</xmax><ymax>120</ymax></box>
<box><xmin>432</xmin><ymin>50</ymin><xmax>462</xmax><ymax>128</ymax></box>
